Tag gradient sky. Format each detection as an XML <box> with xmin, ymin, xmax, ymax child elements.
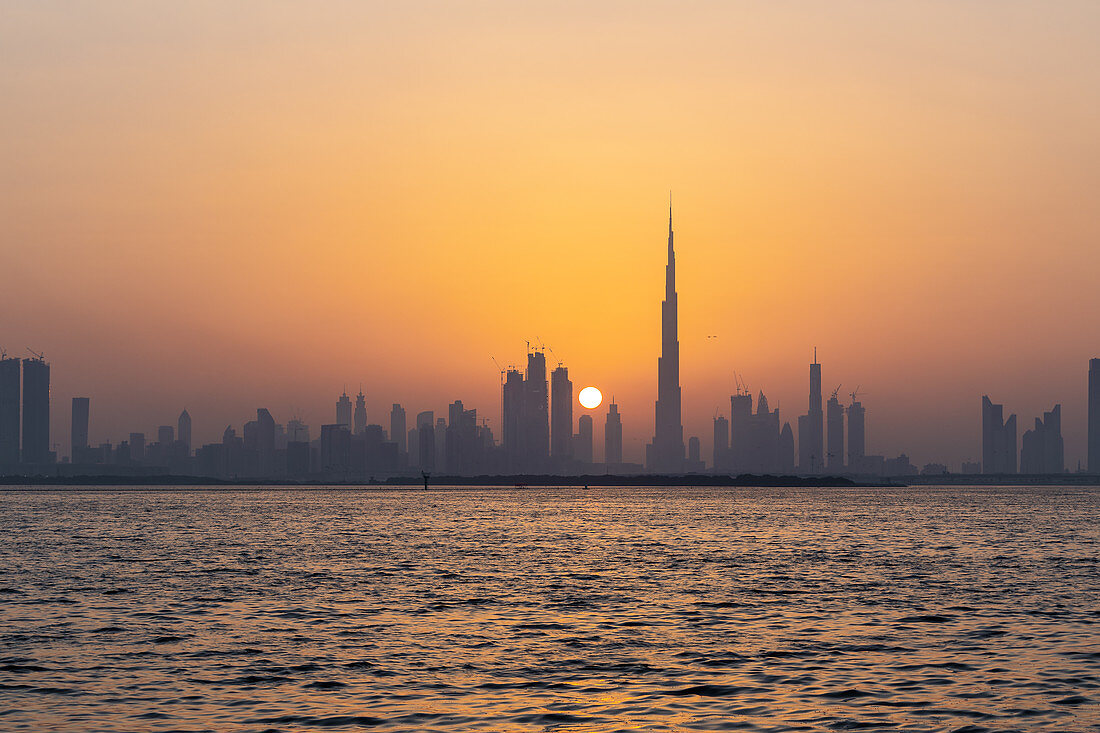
<box><xmin>3</xmin><ymin>1</ymin><xmax>1099</xmax><ymax>468</ymax></box>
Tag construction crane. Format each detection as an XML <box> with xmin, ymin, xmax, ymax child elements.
<box><xmin>27</xmin><ymin>348</ymin><xmax>45</xmax><ymax>361</ymax></box>
<box><xmin>849</xmin><ymin>385</ymin><xmax>864</xmax><ymax>404</ymax></box>
<box><xmin>830</xmin><ymin>384</ymin><xmax>842</xmax><ymax>402</ymax></box>
<box><xmin>490</xmin><ymin>356</ymin><xmax>505</xmax><ymax>385</ymax></box>
<box><xmin>548</xmin><ymin>347</ymin><xmax>562</xmax><ymax>367</ymax></box>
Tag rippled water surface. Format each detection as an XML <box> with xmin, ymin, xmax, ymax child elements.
<box><xmin>1</xmin><ymin>486</ymin><xmax>1099</xmax><ymax>732</ymax></box>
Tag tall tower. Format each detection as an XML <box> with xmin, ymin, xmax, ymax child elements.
<box><xmin>550</xmin><ymin>365</ymin><xmax>573</xmax><ymax>464</ymax></box>
<box><xmin>21</xmin><ymin>357</ymin><xmax>50</xmax><ymax>465</ymax></box>
<box><xmin>0</xmin><ymin>357</ymin><xmax>19</xmax><ymax>465</ymax></box>
<box><xmin>646</xmin><ymin>201</ymin><xmax>685</xmax><ymax>472</ymax></box>
<box><xmin>604</xmin><ymin>401</ymin><xmax>622</xmax><ymax>465</ymax></box>
<box><xmin>826</xmin><ymin>390</ymin><xmax>844</xmax><ymax>471</ymax></box>
<box><xmin>353</xmin><ymin>391</ymin><xmax>367</xmax><ymax>434</ymax></box>
<box><xmin>798</xmin><ymin>350</ymin><xmax>823</xmax><ymax>473</ymax></box>
<box><xmin>390</xmin><ymin>404</ymin><xmax>407</xmax><ymax>454</ymax></box>
<box><xmin>177</xmin><ymin>409</ymin><xmax>192</xmax><ymax>453</ymax></box>
<box><xmin>336</xmin><ymin>390</ymin><xmax>352</xmax><ymax>430</ymax></box>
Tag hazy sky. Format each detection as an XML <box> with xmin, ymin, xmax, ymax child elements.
<box><xmin>3</xmin><ymin>2</ymin><xmax>1099</xmax><ymax>467</ymax></box>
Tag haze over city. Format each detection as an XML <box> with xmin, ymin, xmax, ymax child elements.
<box><xmin>4</xmin><ymin>2</ymin><xmax>1100</xmax><ymax>468</ymax></box>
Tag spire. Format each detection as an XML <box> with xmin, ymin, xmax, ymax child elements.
<box><xmin>667</xmin><ymin>191</ymin><xmax>675</xmax><ymax>266</ymax></box>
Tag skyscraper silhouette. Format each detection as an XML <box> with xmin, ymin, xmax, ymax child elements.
<box><xmin>798</xmin><ymin>352</ymin><xmax>823</xmax><ymax>473</ymax></box>
<box><xmin>1090</xmin><ymin>359</ymin><xmax>1100</xmax><ymax>472</ymax></box>
<box><xmin>604</xmin><ymin>401</ymin><xmax>622</xmax><ymax>465</ymax></box>
<box><xmin>71</xmin><ymin>397</ymin><xmax>89</xmax><ymax>460</ymax></box>
<box><xmin>550</xmin><ymin>365</ymin><xmax>573</xmax><ymax>464</ymax></box>
<box><xmin>353</xmin><ymin>391</ymin><xmax>367</xmax><ymax>434</ymax></box>
<box><xmin>177</xmin><ymin>409</ymin><xmax>191</xmax><ymax>453</ymax></box>
<box><xmin>826</xmin><ymin>389</ymin><xmax>844</xmax><ymax>471</ymax></box>
<box><xmin>0</xmin><ymin>357</ymin><xmax>18</xmax><ymax>465</ymax></box>
<box><xmin>526</xmin><ymin>351</ymin><xmax>549</xmax><ymax>470</ymax></box>
<box><xmin>982</xmin><ymin>395</ymin><xmax>1017</xmax><ymax>474</ymax></box>
<box><xmin>847</xmin><ymin>397</ymin><xmax>865</xmax><ymax>470</ymax></box>
<box><xmin>390</xmin><ymin>403</ymin><xmax>407</xmax><ymax>454</ymax></box>
<box><xmin>1020</xmin><ymin>404</ymin><xmax>1064</xmax><ymax>475</ymax></box>
<box><xmin>21</xmin><ymin>357</ymin><xmax>50</xmax><ymax>464</ymax></box>
<box><xmin>646</xmin><ymin>203</ymin><xmax>685</xmax><ymax>473</ymax></box>
<box><xmin>712</xmin><ymin>415</ymin><xmax>729</xmax><ymax>471</ymax></box>
<box><xmin>573</xmin><ymin>414</ymin><xmax>593</xmax><ymax>464</ymax></box>
<box><xmin>336</xmin><ymin>390</ymin><xmax>352</xmax><ymax>430</ymax></box>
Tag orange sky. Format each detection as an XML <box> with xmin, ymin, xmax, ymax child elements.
<box><xmin>2</xmin><ymin>2</ymin><xmax>1099</xmax><ymax>467</ymax></box>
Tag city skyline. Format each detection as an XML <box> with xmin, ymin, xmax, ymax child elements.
<box><xmin>0</xmin><ymin>201</ymin><xmax>1095</xmax><ymax>475</ymax></box>
<box><xmin>3</xmin><ymin>3</ymin><xmax>1100</xmax><ymax>468</ymax></box>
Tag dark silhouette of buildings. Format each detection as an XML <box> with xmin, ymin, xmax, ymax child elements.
<box><xmin>0</xmin><ymin>357</ymin><xmax>19</xmax><ymax>466</ymax></box>
<box><xmin>646</xmin><ymin>204</ymin><xmax>685</xmax><ymax>473</ymax></box>
<box><xmin>416</xmin><ymin>410</ymin><xmax>435</xmax><ymax>472</ymax></box>
<box><xmin>129</xmin><ymin>432</ymin><xmax>145</xmax><ymax>463</ymax></box>
<box><xmin>1020</xmin><ymin>404</ymin><xmax>1063</xmax><ymax>474</ymax></box>
<box><xmin>778</xmin><ymin>422</ymin><xmax>795</xmax><ymax>472</ymax></box>
<box><xmin>21</xmin><ymin>357</ymin><xmax>50</xmax><ymax>465</ymax></box>
<box><xmin>847</xmin><ymin>396</ymin><xmax>865</xmax><ymax>470</ymax></box>
<box><xmin>1090</xmin><ymin>359</ymin><xmax>1100</xmax><ymax>472</ymax></box>
<box><xmin>982</xmin><ymin>395</ymin><xmax>1017</xmax><ymax>474</ymax></box>
<box><xmin>550</xmin><ymin>365</ymin><xmax>573</xmax><ymax>465</ymax></box>
<box><xmin>336</xmin><ymin>390</ymin><xmax>352</xmax><ymax>430</ymax></box>
<box><xmin>797</xmin><ymin>352</ymin><xmax>823</xmax><ymax>473</ymax></box>
<box><xmin>604</xmin><ymin>401</ymin><xmax>622</xmax><ymax>465</ymax></box>
<box><xmin>573</xmin><ymin>414</ymin><xmax>593</xmax><ymax>464</ymax></box>
<box><xmin>390</xmin><ymin>404</ymin><xmax>406</xmax><ymax>455</ymax></box>
<box><xmin>178</xmin><ymin>409</ymin><xmax>191</xmax><ymax>453</ymax></box>
<box><xmin>712</xmin><ymin>415</ymin><xmax>729</xmax><ymax>471</ymax></box>
<box><xmin>502</xmin><ymin>350</ymin><xmax>550</xmax><ymax>473</ymax></box>
<box><xmin>71</xmin><ymin>397</ymin><xmax>89</xmax><ymax>460</ymax></box>
<box><xmin>354</xmin><ymin>391</ymin><xmax>367</xmax><ymax>434</ymax></box>
<box><xmin>729</xmin><ymin>389</ymin><xmax>781</xmax><ymax>474</ymax></box>
<box><xmin>826</xmin><ymin>388</ymin><xmax>844</xmax><ymax>471</ymax></box>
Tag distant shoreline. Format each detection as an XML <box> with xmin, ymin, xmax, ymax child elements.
<box><xmin>0</xmin><ymin>473</ymin><xmax>893</xmax><ymax>488</ymax></box>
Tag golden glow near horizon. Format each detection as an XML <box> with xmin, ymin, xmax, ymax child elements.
<box><xmin>579</xmin><ymin>387</ymin><xmax>604</xmax><ymax>411</ymax></box>
<box><xmin>2</xmin><ymin>2</ymin><xmax>1099</xmax><ymax>467</ymax></box>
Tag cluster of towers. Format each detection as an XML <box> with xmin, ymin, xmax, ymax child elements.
<box><xmin>501</xmin><ymin>351</ymin><xmax>623</xmax><ymax>474</ymax></box>
<box><xmin>0</xmin><ymin>354</ymin><xmax>51</xmax><ymax>467</ymax></box>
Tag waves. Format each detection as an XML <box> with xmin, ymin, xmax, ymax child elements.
<box><xmin>0</xmin><ymin>485</ymin><xmax>1098</xmax><ymax>731</ymax></box>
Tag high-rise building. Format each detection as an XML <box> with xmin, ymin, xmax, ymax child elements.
<box><xmin>847</xmin><ymin>398</ymin><xmax>865</xmax><ymax>470</ymax></box>
<box><xmin>604</xmin><ymin>401</ymin><xmax>622</xmax><ymax>465</ymax></box>
<box><xmin>524</xmin><ymin>351</ymin><xmax>549</xmax><ymax>471</ymax></box>
<box><xmin>573</xmin><ymin>414</ymin><xmax>593</xmax><ymax>464</ymax></box>
<box><xmin>646</xmin><ymin>203</ymin><xmax>685</xmax><ymax>473</ymax></box>
<box><xmin>21</xmin><ymin>357</ymin><xmax>50</xmax><ymax>464</ymax></box>
<box><xmin>353</xmin><ymin>391</ymin><xmax>366</xmax><ymax>434</ymax></box>
<box><xmin>730</xmin><ymin>391</ymin><xmax>753</xmax><ymax>471</ymax></box>
<box><xmin>778</xmin><ymin>422</ymin><xmax>795</xmax><ymax>472</ymax></box>
<box><xmin>687</xmin><ymin>436</ymin><xmax>701</xmax><ymax>464</ymax></box>
<box><xmin>129</xmin><ymin>432</ymin><xmax>146</xmax><ymax>463</ymax></box>
<box><xmin>336</xmin><ymin>390</ymin><xmax>352</xmax><ymax>430</ymax></box>
<box><xmin>712</xmin><ymin>416</ymin><xmax>729</xmax><ymax>472</ymax></box>
<box><xmin>177</xmin><ymin>409</ymin><xmax>192</xmax><ymax>453</ymax></box>
<box><xmin>71</xmin><ymin>397</ymin><xmax>90</xmax><ymax>459</ymax></box>
<box><xmin>502</xmin><ymin>369</ymin><xmax>525</xmax><ymax>471</ymax></box>
<box><xmin>1090</xmin><ymin>359</ymin><xmax>1100</xmax><ymax>472</ymax></box>
<box><xmin>1020</xmin><ymin>404</ymin><xmax>1064</xmax><ymax>475</ymax></box>
<box><xmin>550</xmin><ymin>365</ymin><xmax>573</xmax><ymax>463</ymax></box>
<box><xmin>826</xmin><ymin>390</ymin><xmax>844</xmax><ymax>471</ymax></box>
<box><xmin>798</xmin><ymin>352</ymin><xmax>823</xmax><ymax>473</ymax></box>
<box><xmin>390</xmin><ymin>404</ymin><xmax>407</xmax><ymax>454</ymax></box>
<box><xmin>0</xmin><ymin>357</ymin><xmax>19</xmax><ymax>465</ymax></box>
<box><xmin>981</xmin><ymin>395</ymin><xmax>1017</xmax><ymax>474</ymax></box>
<box><xmin>418</xmin><ymin>421</ymin><xmax>435</xmax><ymax>472</ymax></box>
<box><xmin>158</xmin><ymin>425</ymin><xmax>174</xmax><ymax>445</ymax></box>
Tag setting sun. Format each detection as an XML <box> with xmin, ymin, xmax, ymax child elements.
<box><xmin>579</xmin><ymin>386</ymin><xmax>603</xmax><ymax>410</ymax></box>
